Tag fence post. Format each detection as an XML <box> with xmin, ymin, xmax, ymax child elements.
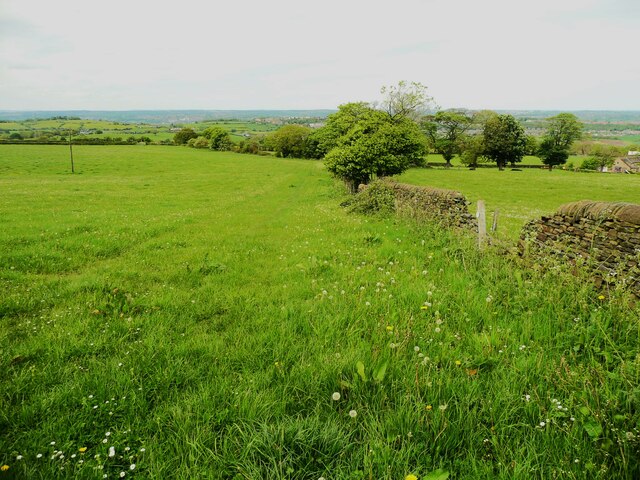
<box><xmin>491</xmin><ymin>208</ymin><xmax>499</xmax><ymax>233</ymax></box>
<box><xmin>477</xmin><ymin>200</ymin><xmax>486</xmax><ymax>248</ymax></box>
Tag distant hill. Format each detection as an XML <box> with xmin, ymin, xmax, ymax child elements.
<box><xmin>499</xmin><ymin>110</ymin><xmax>640</xmax><ymax>123</ymax></box>
<box><xmin>2</xmin><ymin>109</ymin><xmax>640</xmax><ymax>125</ymax></box>
<box><xmin>0</xmin><ymin>110</ymin><xmax>337</xmax><ymax>124</ymax></box>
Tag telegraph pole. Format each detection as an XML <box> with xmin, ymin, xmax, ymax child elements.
<box><xmin>69</xmin><ymin>130</ymin><xmax>75</xmax><ymax>173</ymax></box>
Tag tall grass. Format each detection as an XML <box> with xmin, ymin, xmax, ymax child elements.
<box><xmin>1</xmin><ymin>145</ymin><xmax>639</xmax><ymax>479</ymax></box>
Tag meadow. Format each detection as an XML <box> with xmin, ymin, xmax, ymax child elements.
<box><xmin>400</xmin><ymin>163</ymin><xmax>640</xmax><ymax>239</ymax></box>
<box><xmin>1</xmin><ymin>145</ymin><xmax>639</xmax><ymax>479</ymax></box>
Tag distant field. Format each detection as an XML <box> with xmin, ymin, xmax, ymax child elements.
<box><xmin>1</xmin><ymin>145</ymin><xmax>639</xmax><ymax>478</ymax></box>
<box><xmin>0</xmin><ymin>118</ymin><xmax>287</xmax><ymax>144</ymax></box>
<box><xmin>399</xmin><ymin>165</ymin><xmax>640</xmax><ymax>239</ymax></box>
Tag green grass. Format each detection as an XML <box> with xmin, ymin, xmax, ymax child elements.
<box><xmin>399</xmin><ymin>166</ymin><xmax>640</xmax><ymax>239</ymax></box>
<box><xmin>1</xmin><ymin>145</ymin><xmax>639</xmax><ymax>479</ymax></box>
<box><xmin>425</xmin><ymin>154</ymin><xmax>547</xmax><ymax>167</ymax></box>
<box><xmin>0</xmin><ymin>118</ymin><xmax>280</xmax><ymax>144</ymax></box>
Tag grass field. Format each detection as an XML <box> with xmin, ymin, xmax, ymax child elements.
<box><xmin>1</xmin><ymin>145</ymin><xmax>639</xmax><ymax>479</ymax></box>
<box><xmin>399</xmin><ymin>166</ymin><xmax>640</xmax><ymax>239</ymax></box>
<box><xmin>0</xmin><ymin>119</ymin><xmax>281</xmax><ymax>144</ymax></box>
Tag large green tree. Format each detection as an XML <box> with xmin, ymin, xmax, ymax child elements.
<box><xmin>483</xmin><ymin>114</ymin><xmax>527</xmax><ymax>170</ymax></box>
<box><xmin>538</xmin><ymin>113</ymin><xmax>583</xmax><ymax>170</ymax></box>
<box><xmin>421</xmin><ymin>110</ymin><xmax>472</xmax><ymax>167</ymax></box>
<box><xmin>323</xmin><ymin>104</ymin><xmax>426</xmax><ymax>191</ymax></box>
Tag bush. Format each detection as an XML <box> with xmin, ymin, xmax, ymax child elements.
<box><xmin>188</xmin><ymin>136</ymin><xmax>211</xmax><ymax>149</ymax></box>
<box><xmin>581</xmin><ymin>157</ymin><xmax>600</xmax><ymax>171</ymax></box>
<box><xmin>173</xmin><ymin>128</ymin><xmax>198</xmax><ymax>145</ymax></box>
<box><xmin>342</xmin><ymin>181</ymin><xmax>396</xmax><ymax>216</ymax></box>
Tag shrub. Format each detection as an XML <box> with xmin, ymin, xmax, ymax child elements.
<box><xmin>342</xmin><ymin>180</ymin><xmax>395</xmax><ymax>216</ymax></box>
<box><xmin>187</xmin><ymin>136</ymin><xmax>210</xmax><ymax>149</ymax></box>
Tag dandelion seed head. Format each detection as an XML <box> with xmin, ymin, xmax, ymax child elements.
<box><xmin>332</xmin><ymin>392</ymin><xmax>341</xmax><ymax>401</ymax></box>
<box><xmin>349</xmin><ymin>409</ymin><xmax>357</xmax><ymax>418</ymax></box>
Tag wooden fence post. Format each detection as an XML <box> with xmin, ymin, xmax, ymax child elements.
<box><xmin>491</xmin><ymin>208</ymin><xmax>499</xmax><ymax>233</ymax></box>
<box><xmin>477</xmin><ymin>200</ymin><xmax>486</xmax><ymax>248</ymax></box>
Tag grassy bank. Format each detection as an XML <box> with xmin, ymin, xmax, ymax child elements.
<box><xmin>1</xmin><ymin>145</ymin><xmax>639</xmax><ymax>479</ymax></box>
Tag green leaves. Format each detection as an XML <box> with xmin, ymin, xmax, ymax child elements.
<box><xmin>355</xmin><ymin>359</ymin><xmax>389</xmax><ymax>384</ymax></box>
<box><xmin>584</xmin><ymin>421</ymin><xmax>603</xmax><ymax>440</ymax></box>
<box><xmin>356</xmin><ymin>361</ymin><xmax>367</xmax><ymax>382</ymax></box>
<box><xmin>423</xmin><ymin>469</ymin><xmax>450</xmax><ymax>480</ymax></box>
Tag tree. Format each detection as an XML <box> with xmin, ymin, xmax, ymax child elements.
<box><xmin>203</xmin><ymin>126</ymin><xmax>232</xmax><ymax>151</ymax></box>
<box><xmin>421</xmin><ymin>110</ymin><xmax>472</xmax><ymax>167</ymax></box>
<box><xmin>538</xmin><ymin>113</ymin><xmax>582</xmax><ymax>170</ymax></box>
<box><xmin>313</xmin><ymin>102</ymin><xmax>374</xmax><ymax>157</ymax></box>
<box><xmin>324</xmin><ymin>105</ymin><xmax>425</xmax><ymax>191</ymax></box>
<box><xmin>483</xmin><ymin>114</ymin><xmax>527</xmax><ymax>170</ymax></box>
<box><xmin>173</xmin><ymin>128</ymin><xmax>198</xmax><ymax>145</ymax></box>
<box><xmin>379</xmin><ymin>81</ymin><xmax>435</xmax><ymax>122</ymax></box>
<box><xmin>269</xmin><ymin>124</ymin><xmax>313</xmax><ymax>158</ymax></box>
<box><xmin>582</xmin><ymin>144</ymin><xmax>618</xmax><ymax>171</ymax></box>
<box><xmin>459</xmin><ymin>134</ymin><xmax>486</xmax><ymax>169</ymax></box>
<box><xmin>525</xmin><ymin>135</ymin><xmax>538</xmax><ymax>156</ymax></box>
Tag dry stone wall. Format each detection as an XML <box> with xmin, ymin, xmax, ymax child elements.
<box><xmin>380</xmin><ymin>179</ymin><xmax>477</xmax><ymax>231</ymax></box>
<box><xmin>520</xmin><ymin>201</ymin><xmax>640</xmax><ymax>294</ymax></box>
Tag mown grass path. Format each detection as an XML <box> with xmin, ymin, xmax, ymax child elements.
<box><xmin>1</xmin><ymin>146</ymin><xmax>639</xmax><ymax>479</ymax></box>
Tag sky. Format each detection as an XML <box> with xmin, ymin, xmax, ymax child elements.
<box><xmin>1</xmin><ymin>0</ymin><xmax>639</xmax><ymax>111</ymax></box>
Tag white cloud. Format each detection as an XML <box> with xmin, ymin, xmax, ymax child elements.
<box><xmin>0</xmin><ymin>0</ymin><xmax>638</xmax><ymax>109</ymax></box>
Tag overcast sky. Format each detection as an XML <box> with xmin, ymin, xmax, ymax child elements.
<box><xmin>1</xmin><ymin>0</ymin><xmax>638</xmax><ymax>111</ymax></box>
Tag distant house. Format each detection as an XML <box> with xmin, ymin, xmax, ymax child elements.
<box><xmin>611</xmin><ymin>157</ymin><xmax>640</xmax><ymax>173</ymax></box>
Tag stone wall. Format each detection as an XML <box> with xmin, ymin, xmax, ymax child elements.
<box><xmin>381</xmin><ymin>179</ymin><xmax>477</xmax><ymax>231</ymax></box>
<box><xmin>520</xmin><ymin>201</ymin><xmax>640</xmax><ymax>294</ymax></box>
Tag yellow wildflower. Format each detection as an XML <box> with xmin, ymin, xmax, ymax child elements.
<box><xmin>598</xmin><ymin>295</ymin><xmax>605</xmax><ymax>300</ymax></box>
<box><xmin>425</xmin><ymin>405</ymin><xmax>432</xmax><ymax>411</ymax></box>
<box><xmin>405</xmin><ymin>475</ymin><xmax>418</xmax><ymax>480</ymax></box>
<box><xmin>455</xmin><ymin>360</ymin><xmax>462</xmax><ymax>366</ymax></box>
<box><xmin>0</xmin><ymin>465</ymin><xmax>9</xmax><ymax>472</ymax></box>
<box><xmin>79</xmin><ymin>447</ymin><xmax>87</xmax><ymax>453</ymax></box>
<box><xmin>386</xmin><ymin>325</ymin><xmax>394</xmax><ymax>332</ymax></box>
